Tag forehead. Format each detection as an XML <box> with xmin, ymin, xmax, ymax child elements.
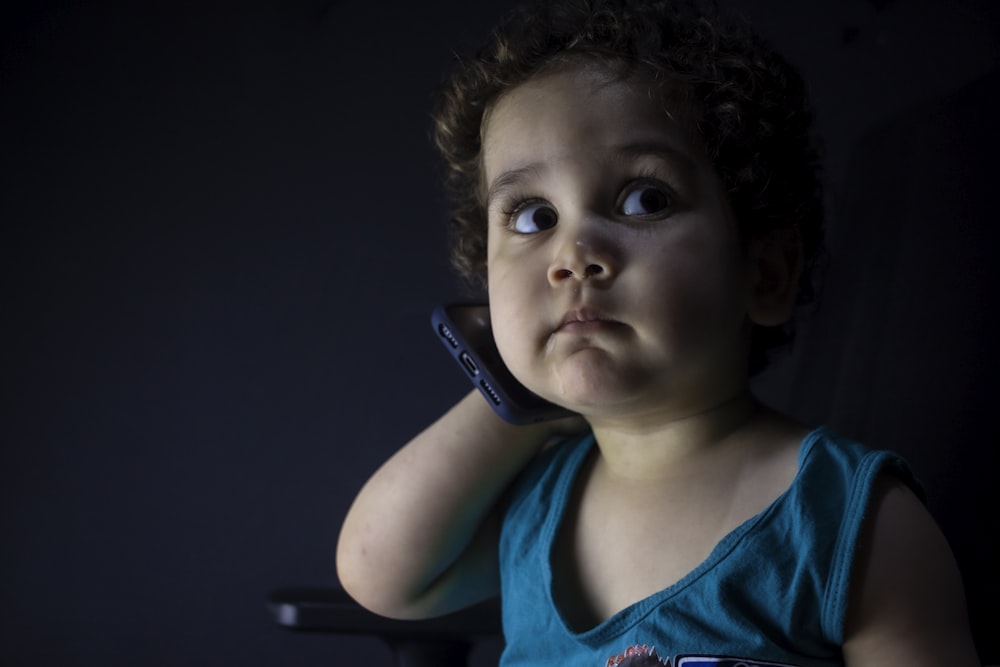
<box><xmin>481</xmin><ymin>62</ymin><xmax>699</xmax><ymax>186</ymax></box>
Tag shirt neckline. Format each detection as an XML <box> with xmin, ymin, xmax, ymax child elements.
<box><xmin>542</xmin><ymin>426</ymin><xmax>831</xmax><ymax>643</ymax></box>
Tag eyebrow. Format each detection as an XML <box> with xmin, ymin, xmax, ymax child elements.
<box><xmin>484</xmin><ymin>140</ymin><xmax>696</xmax><ymax>207</ymax></box>
<box><xmin>485</xmin><ymin>163</ymin><xmax>544</xmax><ymax>208</ymax></box>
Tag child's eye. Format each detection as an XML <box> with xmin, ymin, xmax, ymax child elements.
<box><xmin>620</xmin><ymin>184</ymin><xmax>673</xmax><ymax>217</ymax></box>
<box><xmin>510</xmin><ymin>202</ymin><xmax>558</xmax><ymax>234</ymax></box>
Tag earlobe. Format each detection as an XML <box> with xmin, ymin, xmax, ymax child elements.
<box><xmin>748</xmin><ymin>227</ymin><xmax>804</xmax><ymax>326</ymax></box>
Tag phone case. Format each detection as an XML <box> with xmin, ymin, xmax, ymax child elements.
<box><xmin>431</xmin><ymin>303</ymin><xmax>574</xmax><ymax>424</ymax></box>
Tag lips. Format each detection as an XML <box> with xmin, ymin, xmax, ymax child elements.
<box><xmin>554</xmin><ymin>308</ymin><xmax>621</xmax><ymax>334</ymax></box>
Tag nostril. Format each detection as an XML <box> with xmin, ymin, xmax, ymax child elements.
<box><xmin>551</xmin><ymin>264</ymin><xmax>606</xmax><ymax>281</ymax></box>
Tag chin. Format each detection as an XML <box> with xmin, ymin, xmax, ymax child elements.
<box><xmin>543</xmin><ymin>375</ymin><xmax>643</xmax><ymax>414</ymax></box>
<box><xmin>547</xmin><ymin>349</ymin><xmax>642</xmax><ymax>399</ymax></box>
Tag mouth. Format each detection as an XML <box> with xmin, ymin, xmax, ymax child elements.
<box><xmin>553</xmin><ymin>308</ymin><xmax>622</xmax><ymax>335</ymax></box>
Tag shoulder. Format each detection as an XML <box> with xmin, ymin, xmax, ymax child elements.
<box><xmin>842</xmin><ymin>474</ymin><xmax>980</xmax><ymax>666</ymax></box>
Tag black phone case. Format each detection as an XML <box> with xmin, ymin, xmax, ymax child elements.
<box><xmin>431</xmin><ymin>303</ymin><xmax>574</xmax><ymax>425</ymax></box>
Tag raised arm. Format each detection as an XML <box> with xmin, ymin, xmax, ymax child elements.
<box><xmin>336</xmin><ymin>390</ymin><xmax>576</xmax><ymax>620</ymax></box>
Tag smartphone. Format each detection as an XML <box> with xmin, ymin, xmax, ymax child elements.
<box><xmin>431</xmin><ymin>303</ymin><xmax>575</xmax><ymax>424</ymax></box>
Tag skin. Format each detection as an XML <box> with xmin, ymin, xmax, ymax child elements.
<box><xmin>336</xmin><ymin>61</ymin><xmax>980</xmax><ymax>666</ymax></box>
<box><xmin>483</xmin><ymin>61</ymin><xmax>763</xmax><ymax>443</ymax></box>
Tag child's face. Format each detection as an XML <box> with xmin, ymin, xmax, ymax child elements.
<box><xmin>481</xmin><ymin>62</ymin><xmax>757</xmax><ymax>422</ymax></box>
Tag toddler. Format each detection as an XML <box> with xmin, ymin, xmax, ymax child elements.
<box><xmin>336</xmin><ymin>1</ymin><xmax>979</xmax><ymax>665</ymax></box>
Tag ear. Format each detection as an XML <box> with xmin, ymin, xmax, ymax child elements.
<box><xmin>747</xmin><ymin>227</ymin><xmax>804</xmax><ymax>327</ymax></box>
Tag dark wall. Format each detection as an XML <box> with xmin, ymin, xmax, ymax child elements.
<box><xmin>2</xmin><ymin>1</ymin><xmax>997</xmax><ymax>665</ymax></box>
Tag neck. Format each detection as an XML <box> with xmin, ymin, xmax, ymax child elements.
<box><xmin>586</xmin><ymin>390</ymin><xmax>762</xmax><ymax>482</ymax></box>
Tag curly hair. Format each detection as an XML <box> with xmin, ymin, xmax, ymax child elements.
<box><xmin>432</xmin><ymin>0</ymin><xmax>824</xmax><ymax>374</ymax></box>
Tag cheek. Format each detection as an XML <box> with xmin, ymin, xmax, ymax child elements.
<box><xmin>488</xmin><ymin>300</ymin><xmax>535</xmax><ymax>389</ymax></box>
<box><xmin>487</xmin><ymin>269</ymin><xmax>544</xmax><ymax>380</ymax></box>
<box><xmin>638</xmin><ymin>235</ymin><xmax>746</xmax><ymax>331</ymax></box>
<box><xmin>486</xmin><ymin>265</ymin><xmax>518</xmax><ymax>348</ymax></box>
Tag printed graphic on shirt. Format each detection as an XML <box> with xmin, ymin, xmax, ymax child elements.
<box><xmin>604</xmin><ymin>647</ymin><xmax>802</xmax><ymax>667</ymax></box>
<box><xmin>605</xmin><ymin>644</ymin><xmax>668</xmax><ymax>666</ymax></box>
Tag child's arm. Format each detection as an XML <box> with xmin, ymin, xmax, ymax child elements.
<box><xmin>335</xmin><ymin>390</ymin><xmax>578</xmax><ymax>620</ymax></box>
<box><xmin>842</xmin><ymin>476</ymin><xmax>981</xmax><ymax>666</ymax></box>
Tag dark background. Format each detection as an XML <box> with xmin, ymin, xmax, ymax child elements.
<box><xmin>2</xmin><ymin>0</ymin><xmax>998</xmax><ymax>665</ymax></box>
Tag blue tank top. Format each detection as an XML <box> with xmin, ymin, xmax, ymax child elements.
<box><xmin>498</xmin><ymin>427</ymin><xmax>919</xmax><ymax>667</ymax></box>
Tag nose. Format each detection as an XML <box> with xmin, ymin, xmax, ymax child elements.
<box><xmin>547</xmin><ymin>224</ymin><xmax>619</xmax><ymax>285</ymax></box>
